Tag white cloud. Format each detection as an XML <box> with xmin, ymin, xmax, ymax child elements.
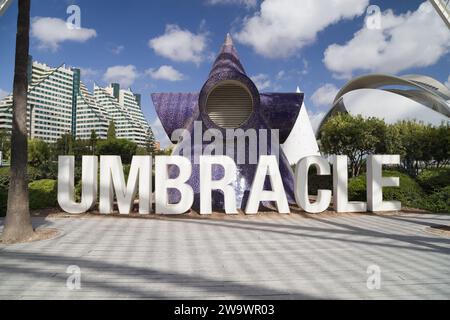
<box><xmin>206</xmin><ymin>0</ymin><xmax>257</xmax><ymax>8</ymax></box>
<box><xmin>235</xmin><ymin>0</ymin><xmax>369</xmax><ymax>58</ymax></box>
<box><xmin>251</xmin><ymin>74</ymin><xmax>272</xmax><ymax>91</ymax></box>
<box><xmin>276</xmin><ymin>70</ymin><xmax>285</xmax><ymax>81</ymax></box>
<box><xmin>31</xmin><ymin>17</ymin><xmax>96</xmax><ymax>51</ymax></box>
<box><xmin>0</xmin><ymin>88</ymin><xmax>9</xmax><ymax>100</ymax></box>
<box><xmin>149</xmin><ymin>25</ymin><xmax>208</xmax><ymax>64</ymax></box>
<box><xmin>311</xmin><ymin>84</ymin><xmax>339</xmax><ymax>108</ymax></box>
<box><xmin>324</xmin><ymin>2</ymin><xmax>450</xmax><ymax>79</ymax></box>
<box><xmin>445</xmin><ymin>75</ymin><xmax>450</xmax><ymax>89</ymax></box>
<box><xmin>79</xmin><ymin>67</ymin><xmax>99</xmax><ymax>78</ymax></box>
<box><xmin>111</xmin><ymin>45</ymin><xmax>124</xmax><ymax>55</ymax></box>
<box><xmin>146</xmin><ymin>65</ymin><xmax>185</xmax><ymax>81</ymax></box>
<box><xmin>79</xmin><ymin>67</ymin><xmax>99</xmax><ymax>85</ymax></box>
<box><xmin>301</xmin><ymin>58</ymin><xmax>309</xmax><ymax>75</ymax></box>
<box><xmin>103</xmin><ymin>65</ymin><xmax>138</xmax><ymax>88</ymax></box>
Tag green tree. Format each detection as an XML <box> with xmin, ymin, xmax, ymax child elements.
<box><xmin>135</xmin><ymin>147</ymin><xmax>150</xmax><ymax>155</ymax></box>
<box><xmin>96</xmin><ymin>139</ymin><xmax>137</xmax><ymax>164</ymax></box>
<box><xmin>3</xmin><ymin>0</ymin><xmax>35</xmax><ymax>243</ymax></box>
<box><xmin>0</xmin><ymin>129</ymin><xmax>11</xmax><ymax>162</ymax></box>
<box><xmin>155</xmin><ymin>145</ymin><xmax>173</xmax><ymax>156</ymax></box>
<box><xmin>28</xmin><ymin>139</ymin><xmax>50</xmax><ymax>167</ymax></box>
<box><xmin>89</xmin><ymin>129</ymin><xmax>98</xmax><ymax>155</ymax></box>
<box><xmin>107</xmin><ymin>121</ymin><xmax>116</xmax><ymax>140</ymax></box>
<box><xmin>54</xmin><ymin>133</ymin><xmax>74</xmax><ymax>157</ymax></box>
<box><xmin>72</xmin><ymin>139</ymin><xmax>91</xmax><ymax>162</ymax></box>
<box><xmin>388</xmin><ymin>121</ymin><xmax>450</xmax><ymax>176</ymax></box>
<box><xmin>430</xmin><ymin>123</ymin><xmax>450</xmax><ymax>168</ymax></box>
<box><xmin>389</xmin><ymin>121</ymin><xmax>429</xmax><ymax>177</ymax></box>
<box><xmin>145</xmin><ymin>127</ymin><xmax>156</xmax><ymax>154</ymax></box>
<box><xmin>319</xmin><ymin>113</ymin><xmax>389</xmax><ymax>177</ymax></box>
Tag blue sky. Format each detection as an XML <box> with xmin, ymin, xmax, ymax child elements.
<box><xmin>0</xmin><ymin>0</ymin><xmax>449</xmax><ymax>146</ymax></box>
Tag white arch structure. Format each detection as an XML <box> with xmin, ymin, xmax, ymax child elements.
<box><xmin>319</xmin><ymin>74</ymin><xmax>450</xmax><ymax>133</ymax></box>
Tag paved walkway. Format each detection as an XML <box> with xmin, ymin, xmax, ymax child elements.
<box><xmin>1</xmin><ymin>213</ymin><xmax>450</xmax><ymax>299</ymax></box>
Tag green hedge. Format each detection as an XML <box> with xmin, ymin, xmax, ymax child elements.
<box><xmin>417</xmin><ymin>168</ymin><xmax>450</xmax><ymax>193</ymax></box>
<box><xmin>29</xmin><ymin>179</ymin><xmax>58</xmax><ymax>210</ymax></box>
<box><xmin>347</xmin><ymin>170</ymin><xmax>450</xmax><ymax>213</ymax></box>
<box><xmin>348</xmin><ymin>170</ymin><xmax>425</xmax><ymax>208</ymax></box>
<box><xmin>0</xmin><ymin>165</ymin><xmax>58</xmax><ymax>190</ymax></box>
<box><xmin>1</xmin><ymin>179</ymin><xmax>58</xmax><ymax>217</ymax></box>
<box><xmin>418</xmin><ymin>186</ymin><xmax>450</xmax><ymax>213</ymax></box>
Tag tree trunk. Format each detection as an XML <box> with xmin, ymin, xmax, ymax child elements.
<box><xmin>2</xmin><ymin>0</ymin><xmax>34</xmax><ymax>243</ymax></box>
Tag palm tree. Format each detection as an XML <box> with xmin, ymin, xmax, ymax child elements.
<box><xmin>2</xmin><ymin>0</ymin><xmax>35</xmax><ymax>243</ymax></box>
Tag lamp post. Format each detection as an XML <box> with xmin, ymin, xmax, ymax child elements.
<box><xmin>0</xmin><ymin>0</ymin><xmax>13</xmax><ymax>16</ymax></box>
<box><xmin>429</xmin><ymin>0</ymin><xmax>450</xmax><ymax>29</ymax></box>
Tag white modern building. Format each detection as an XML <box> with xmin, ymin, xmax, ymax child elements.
<box><xmin>94</xmin><ymin>84</ymin><xmax>150</xmax><ymax>146</ymax></box>
<box><xmin>319</xmin><ymin>74</ymin><xmax>450</xmax><ymax>131</ymax></box>
<box><xmin>75</xmin><ymin>82</ymin><xmax>109</xmax><ymax>140</ymax></box>
<box><xmin>0</xmin><ymin>60</ymin><xmax>74</xmax><ymax>143</ymax></box>
<box><xmin>0</xmin><ymin>59</ymin><xmax>153</xmax><ymax>147</ymax></box>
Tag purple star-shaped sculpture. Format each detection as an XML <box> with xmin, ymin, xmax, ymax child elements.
<box><xmin>152</xmin><ymin>34</ymin><xmax>304</xmax><ymax>211</ymax></box>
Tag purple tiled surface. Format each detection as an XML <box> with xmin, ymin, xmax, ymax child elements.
<box><xmin>151</xmin><ymin>35</ymin><xmax>303</xmax><ymax>211</ymax></box>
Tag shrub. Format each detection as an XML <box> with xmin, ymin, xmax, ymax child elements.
<box><xmin>28</xmin><ymin>139</ymin><xmax>51</xmax><ymax>167</ymax></box>
<box><xmin>1</xmin><ymin>179</ymin><xmax>58</xmax><ymax>216</ymax></box>
<box><xmin>27</xmin><ymin>166</ymin><xmax>44</xmax><ymax>181</ymax></box>
<box><xmin>419</xmin><ymin>186</ymin><xmax>450</xmax><ymax>213</ymax></box>
<box><xmin>347</xmin><ymin>175</ymin><xmax>366</xmax><ymax>201</ymax></box>
<box><xmin>0</xmin><ymin>165</ymin><xmax>59</xmax><ymax>190</ymax></box>
<box><xmin>417</xmin><ymin>168</ymin><xmax>450</xmax><ymax>193</ymax></box>
<box><xmin>0</xmin><ymin>167</ymin><xmax>9</xmax><ymax>189</ymax></box>
<box><xmin>29</xmin><ymin>179</ymin><xmax>58</xmax><ymax>210</ymax></box>
<box><xmin>347</xmin><ymin>170</ymin><xmax>425</xmax><ymax>208</ymax></box>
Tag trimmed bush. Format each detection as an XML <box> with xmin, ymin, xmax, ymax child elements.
<box><xmin>348</xmin><ymin>170</ymin><xmax>425</xmax><ymax>208</ymax></box>
<box><xmin>419</xmin><ymin>186</ymin><xmax>450</xmax><ymax>213</ymax></box>
<box><xmin>417</xmin><ymin>168</ymin><xmax>450</xmax><ymax>193</ymax></box>
<box><xmin>29</xmin><ymin>179</ymin><xmax>58</xmax><ymax>210</ymax></box>
<box><xmin>1</xmin><ymin>179</ymin><xmax>58</xmax><ymax>216</ymax></box>
<box><xmin>0</xmin><ymin>165</ymin><xmax>58</xmax><ymax>190</ymax></box>
<box><xmin>347</xmin><ymin>175</ymin><xmax>366</xmax><ymax>201</ymax></box>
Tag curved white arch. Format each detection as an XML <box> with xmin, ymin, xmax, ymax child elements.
<box><xmin>338</xmin><ymin>89</ymin><xmax>450</xmax><ymax>126</ymax></box>
<box><xmin>333</xmin><ymin>74</ymin><xmax>450</xmax><ymax>117</ymax></box>
<box><xmin>319</xmin><ymin>74</ymin><xmax>450</xmax><ymax>134</ymax></box>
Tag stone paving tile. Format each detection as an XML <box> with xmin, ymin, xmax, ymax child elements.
<box><xmin>1</xmin><ymin>213</ymin><xmax>450</xmax><ymax>300</ymax></box>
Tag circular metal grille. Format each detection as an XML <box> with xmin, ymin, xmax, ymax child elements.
<box><xmin>206</xmin><ymin>81</ymin><xmax>253</xmax><ymax>128</ymax></box>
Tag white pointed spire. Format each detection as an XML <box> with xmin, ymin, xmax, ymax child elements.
<box><xmin>282</xmin><ymin>88</ymin><xmax>320</xmax><ymax>164</ymax></box>
<box><xmin>225</xmin><ymin>33</ymin><xmax>234</xmax><ymax>46</ymax></box>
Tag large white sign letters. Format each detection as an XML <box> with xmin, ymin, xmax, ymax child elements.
<box><xmin>58</xmin><ymin>154</ymin><xmax>401</xmax><ymax>215</ymax></box>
